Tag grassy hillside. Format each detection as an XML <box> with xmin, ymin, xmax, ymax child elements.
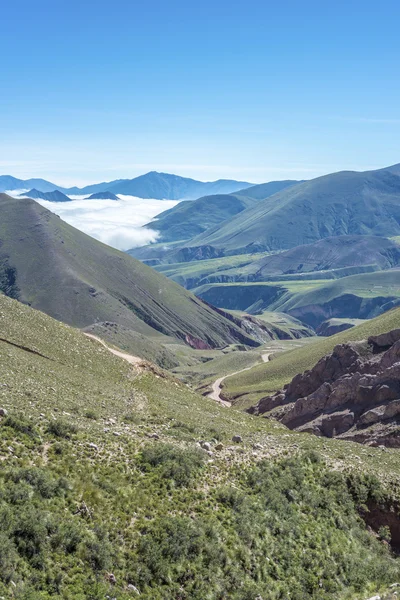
<box><xmin>144</xmin><ymin>193</ymin><xmax>258</xmax><ymax>243</ymax></box>
<box><xmin>224</xmin><ymin>306</ymin><xmax>400</xmax><ymax>407</ymax></box>
<box><xmin>0</xmin><ymin>193</ymin><xmax>261</xmax><ymax>351</ymax></box>
<box><xmin>235</xmin><ymin>235</ymin><xmax>400</xmax><ymax>280</ymax></box>
<box><xmin>274</xmin><ymin>268</ymin><xmax>400</xmax><ymax>327</ymax></box>
<box><xmin>182</xmin><ymin>167</ymin><xmax>400</xmax><ymax>255</ymax></box>
<box><xmin>2</xmin><ymin>293</ymin><xmax>400</xmax><ymax>598</ymax></box>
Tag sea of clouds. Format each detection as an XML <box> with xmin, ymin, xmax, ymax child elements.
<box><xmin>13</xmin><ymin>192</ymin><xmax>180</xmax><ymax>251</ymax></box>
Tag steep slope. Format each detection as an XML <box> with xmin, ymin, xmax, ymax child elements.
<box><xmin>19</xmin><ymin>188</ymin><xmax>71</xmax><ymax>202</ymax></box>
<box><xmin>1</xmin><ymin>293</ymin><xmax>400</xmax><ymax>598</ymax></box>
<box><xmin>182</xmin><ymin>166</ymin><xmax>400</xmax><ymax>255</ymax></box>
<box><xmin>0</xmin><ymin>193</ymin><xmax>260</xmax><ymax>350</ymax></box>
<box><xmin>145</xmin><ymin>193</ymin><xmax>258</xmax><ymax>243</ymax></box>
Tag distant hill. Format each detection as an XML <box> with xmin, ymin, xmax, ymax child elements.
<box><xmin>0</xmin><ymin>193</ymin><xmax>260</xmax><ymax>352</ymax></box>
<box><xmin>145</xmin><ymin>193</ymin><xmax>258</xmax><ymax>243</ymax></box>
<box><xmin>235</xmin><ymin>236</ymin><xmax>400</xmax><ymax>280</ymax></box>
<box><xmin>179</xmin><ymin>165</ymin><xmax>400</xmax><ymax>256</ymax></box>
<box><xmin>19</xmin><ymin>188</ymin><xmax>71</xmax><ymax>202</ymax></box>
<box><xmin>0</xmin><ymin>175</ymin><xmax>60</xmax><ymax>193</ymax></box>
<box><xmin>86</xmin><ymin>191</ymin><xmax>119</xmax><ymax>200</ymax></box>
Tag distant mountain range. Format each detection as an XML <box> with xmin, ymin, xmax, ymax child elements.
<box><xmin>19</xmin><ymin>188</ymin><xmax>71</xmax><ymax>202</ymax></box>
<box><xmin>0</xmin><ymin>171</ymin><xmax>254</xmax><ymax>200</ymax></box>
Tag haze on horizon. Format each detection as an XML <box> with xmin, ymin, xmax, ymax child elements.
<box><xmin>1</xmin><ymin>0</ymin><xmax>400</xmax><ymax>186</ymax></box>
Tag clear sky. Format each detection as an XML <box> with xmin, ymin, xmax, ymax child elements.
<box><xmin>1</xmin><ymin>0</ymin><xmax>400</xmax><ymax>186</ymax></box>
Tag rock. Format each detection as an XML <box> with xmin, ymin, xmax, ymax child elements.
<box><xmin>0</xmin><ymin>408</ymin><xmax>7</xmax><ymax>417</ymax></box>
<box><xmin>108</xmin><ymin>418</ymin><xmax>116</xmax><ymax>424</ymax></box>
<box><xmin>232</xmin><ymin>435</ymin><xmax>243</xmax><ymax>443</ymax></box>
<box><xmin>113</xmin><ymin>431</ymin><xmax>121</xmax><ymax>437</ymax></box>
<box><xmin>253</xmin><ymin>443</ymin><xmax>263</xmax><ymax>450</ymax></box>
<box><xmin>365</xmin><ymin>596</ymin><xmax>380</xmax><ymax>600</ymax></box>
<box><xmin>249</xmin><ymin>328</ymin><xmax>400</xmax><ymax>446</ymax></box>
<box><xmin>206</xmin><ymin>450</ymin><xmax>214</xmax><ymax>457</ymax></box>
<box><xmin>215</xmin><ymin>443</ymin><xmax>224</xmax><ymax>451</ymax></box>
<box><xmin>105</xmin><ymin>572</ymin><xmax>117</xmax><ymax>584</ymax></box>
<box><xmin>201</xmin><ymin>441</ymin><xmax>211</xmax><ymax>451</ymax></box>
<box><xmin>127</xmin><ymin>583</ymin><xmax>140</xmax><ymax>594</ymax></box>
<box><xmin>88</xmin><ymin>443</ymin><xmax>98</xmax><ymax>450</ymax></box>
<box><xmin>148</xmin><ymin>433</ymin><xmax>159</xmax><ymax>439</ymax></box>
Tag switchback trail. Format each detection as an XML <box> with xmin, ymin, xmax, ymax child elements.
<box><xmin>84</xmin><ymin>333</ymin><xmax>142</xmax><ymax>365</ymax></box>
<box><xmin>208</xmin><ymin>351</ymin><xmax>272</xmax><ymax>406</ymax></box>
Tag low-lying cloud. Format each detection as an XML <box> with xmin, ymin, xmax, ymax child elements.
<box><xmin>35</xmin><ymin>195</ymin><xmax>180</xmax><ymax>251</ymax></box>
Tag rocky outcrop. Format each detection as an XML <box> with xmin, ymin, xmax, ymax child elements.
<box><xmin>249</xmin><ymin>328</ymin><xmax>400</xmax><ymax>446</ymax></box>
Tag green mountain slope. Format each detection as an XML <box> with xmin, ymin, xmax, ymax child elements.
<box><xmin>274</xmin><ymin>268</ymin><xmax>400</xmax><ymax>327</ymax></box>
<box><xmin>1</xmin><ymin>293</ymin><xmax>400</xmax><ymax>598</ymax></box>
<box><xmin>182</xmin><ymin>166</ymin><xmax>400</xmax><ymax>255</ymax></box>
<box><xmin>144</xmin><ymin>193</ymin><xmax>258</xmax><ymax>243</ymax></box>
<box><xmin>0</xmin><ymin>193</ymin><xmax>260</xmax><ymax>350</ymax></box>
<box><xmin>236</xmin><ymin>235</ymin><xmax>400</xmax><ymax>280</ymax></box>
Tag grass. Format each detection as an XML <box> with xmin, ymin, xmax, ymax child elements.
<box><xmin>2</xmin><ymin>293</ymin><xmax>400</xmax><ymax>598</ymax></box>
<box><xmin>223</xmin><ymin>306</ymin><xmax>400</xmax><ymax>407</ymax></box>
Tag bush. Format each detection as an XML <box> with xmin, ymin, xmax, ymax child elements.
<box><xmin>139</xmin><ymin>443</ymin><xmax>205</xmax><ymax>487</ymax></box>
<box><xmin>47</xmin><ymin>419</ymin><xmax>78</xmax><ymax>439</ymax></box>
<box><xmin>2</xmin><ymin>413</ymin><xmax>38</xmax><ymax>437</ymax></box>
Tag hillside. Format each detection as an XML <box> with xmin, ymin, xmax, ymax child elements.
<box><xmin>223</xmin><ymin>306</ymin><xmax>400</xmax><ymax>407</ymax></box>
<box><xmin>19</xmin><ymin>188</ymin><xmax>71</xmax><ymax>202</ymax></box>
<box><xmin>274</xmin><ymin>268</ymin><xmax>400</xmax><ymax>327</ymax></box>
<box><xmin>176</xmin><ymin>165</ymin><xmax>400</xmax><ymax>256</ymax></box>
<box><xmin>144</xmin><ymin>193</ymin><xmax>258</xmax><ymax>243</ymax></box>
<box><xmin>235</xmin><ymin>236</ymin><xmax>400</xmax><ymax>280</ymax></box>
<box><xmin>235</xmin><ymin>178</ymin><xmax>302</xmax><ymax>199</ymax></box>
<box><xmin>0</xmin><ymin>193</ymin><xmax>262</xmax><ymax>352</ymax></box>
<box><xmin>1</xmin><ymin>293</ymin><xmax>400</xmax><ymax>598</ymax></box>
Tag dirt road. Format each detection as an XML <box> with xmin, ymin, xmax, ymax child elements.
<box><xmin>84</xmin><ymin>333</ymin><xmax>142</xmax><ymax>365</ymax></box>
<box><xmin>208</xmin><ymin>351</ymin><xmax>272</xmax><ymax>406</ymax></box>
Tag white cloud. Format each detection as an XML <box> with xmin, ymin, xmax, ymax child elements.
<box><xmin>34</xmin><ymin>195</ymin><xmax>180</xmax><ymax>251</ymax></box>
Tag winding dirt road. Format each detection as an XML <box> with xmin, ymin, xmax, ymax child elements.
<box><xmin>208</xmin><ymin>351</ymin><xmax>272</xmax><ymax>406</ymax></box>
<box><xmin>84</xmin><ymin>333</ymin><xmax>142</xmax><ymax>365</ymax></box>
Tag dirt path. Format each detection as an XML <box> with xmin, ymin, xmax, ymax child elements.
<box><xmin>84</xmin><ymin>333</ymin><xmax>142</xmax><ymax>365</ymax></box>
<box><xmin>208</xmin><ymin>351</ymin><xmax>272</xmax><ymax>406</ymax></box>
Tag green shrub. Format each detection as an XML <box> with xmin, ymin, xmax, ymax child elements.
<box><xmin>139</xmin><ymin>443</ymin><xmax>205</xmax><ymax>487</ymax></box>
<box><xmin>46</xmin><ymin>419</ymin><xmax>78</xmax><ymax>439</ymax></box>
<box><xmin>2</xmin><ymin>413</ymin><xmax>38</xmax><ymax>437</ymax></box>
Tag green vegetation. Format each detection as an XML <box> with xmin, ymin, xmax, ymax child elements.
<box><xmin>2</xmin><ymin>292</ymin><xmax>400</xmax><ymax>597</ymax></box>
<box><xmin>224</xmin><ymin>306</ymin><xmax>400</xmax><ymax>407</ymax></box>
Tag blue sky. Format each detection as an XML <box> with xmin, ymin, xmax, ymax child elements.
<box><xmin>1</xmin><ymin>0</ymin><xmax>400</xmax><ymax>185</ymax></box>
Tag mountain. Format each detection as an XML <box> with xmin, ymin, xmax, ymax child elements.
<box><xmin>65</xmin><ymin>172</ymin><xmax>254</xmax><ymax>199</ymax></box>
<box><xmin>86</xmin><ymin>191</ymin><xmax>119</xmax><ymax>200</ymax></box>
<box><xmin>177</xmin><ymin>165</ymin><xmax>400</xmax><ymax>256</ymax></box>
<box><xmin>231</xmin><ymin>236</ymin><xmax>400</xmax><ymax>281</ymax></box>
<box><xmin>1</xmin><ymin>292</ymin><xmax>398</xmax><ymax>599</ymax></box>
<box><xmin>0</xmin><ymin>193</ymin><xmax>260</xmax><ymax>351</ymax></box>
<box><xmin>19</xmin><ymin>188</ymin><xmax>71</xmax><ymax>202</ymax></box>
<box><xmin>144</xmin><ymin>193</ymin><xmax>258</xmax><ymax>243</ymax></box>
<box><xmin>0</xmin><ymin>175</ymin><xmax>61</xmax><ymax>193</ymax></box>
<box><xmin>235</xmin><ymin>179</ymin><xmax>302</xmax><ymax>199</ymax></box>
